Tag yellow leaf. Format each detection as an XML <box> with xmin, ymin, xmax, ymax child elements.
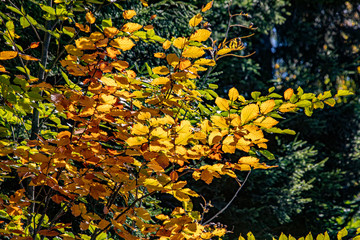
<box><xmin>85</xmin><ymin>11</ymin><xmax>96</xmax><ymax>24</ymax></box>
<box><xmin>190</xmin><ymin>29</ymin><xmax>211</xmax><ymax>42</ymax></box>
<box><xmin>151</xmin><ymin>77</ymin><xmax>170</xmax><ymax>85</ymax></box>
<box><xmin>194</xmin><ymin>58</ymin><xmax>216</xmax><ymax>66</ymax></box>
<box><xmin>202</xmin><ymin>1</ymin><xmax>214</xmax><ymax>12</ymax></box>
<box><xmin>238</xmin><ymin>156</ymin><xmax>259</xmax><ymax>165</ymax></box>
<box><xmin>228</xmin><ymin>87</ymin><xmax>239</xmax><ymax>101</ymax></box>
<box><xmin>260</xmin><ymin>99</ymin><xmax>275</xmax><ymax>114</ymax></box>
<box><xmin>100</xmin><ymin>76</ymin><xmax>117</xmax><ymax>87</ymax></box>
<box><xmin>211</xmin><ymin>115</ymin><xmax>228</xmax><ymax>128</ymax></box>
<box><xmin>75</xmin><ymin>37</ymin><xmax>96</xmax><ymax>50</ymax></box>
<box><xmin>189</xmin><ymin>13</ymin><xmax>203</xmax><ymax>27</ymax></box>
<box><xmin>254</xmin><ymin>116</ymin><xmax>279</xmax><ymax>129</ymax></box>
<box><xmin>111</xmin><ymin>60</ymin><xmax>129</xmax><ymax>70</ymax></box>
<box><xmin>154</xmin><ymin>52</ymin><xmax>166</xmax><ymax>58</ymax></box>
<box><xmin>284</xmin><ymin>88</ymin><xmax>294</xmax><ymax>100</ymax></box>
<box><xmin>104</xmin><ymin>27</ymin><xmax>119</xmax><ymax>38</ymax></box>
<box><xmin>175</xmin><ymin>132</ymin><xmax>192</xmax><ymax>145</ymax></box>
<box><xmin>278</xmin><ymin>102</ymin><xmax>297</xmax><ymax>113</ymax></box>
<box><xmin>123</xmin><ymin>10</ymin><xmax>136</xmax><ymax>20</ymax></box>
<box><xmin>89</xmin><ymin>32</ymin><xmax>104</xmax><ymax>42</ymax></box>
<box><xmin>208</xmin><ymin>131</ymin><xmax>222</xmax><ymax>145</ymax></box>
<box><xmin>131</xmin><ymin>123</ymin><xmax>149</xmax><ymax>135</ymax></box>
<box><xmin>152</xmin><ymin>66</ymin><xmax>170</xmax><ymax>75</ymax></box>
<box><xmin>162</xmin><ymin>40</ymin><xmax>171</xmax><ymax>50</ymax></box>
<box><xmin>222</xmin><ymin>135</ymin><xmax>235</xmax><ymax>153</ymax></box>
<box><xmin>110</xmin><ymin>37</ymin><xmax>135</xmax><ymax>51</ymax></box>
<box><xmin>0</xmin><ymin>51</ymin><xmax>18</xmax><ymax>60</ymax></box>
<box><xmin>121</xmin><ymin>22</ymin><xmax>142</xmax><ymax>33</ymax></box>
<box><xmin>143</xmin><ymin>178</ymin><xmax>163</xmax><ymax>190</ymax></box>
<box><xmin>20</xmin><ymin>54</ymin><xmax>39</xmax><ymax>61</ymax></box>
<box><xmin>173</xmin><ymin>37</ymin><xmax>187</xmax><ymax>49</ymax></box>
<box><xmin>182</xmin><ymin>46</ymin><xmax>205</xmax><ymax>58</ymax></box>
<box><xmin>215</xmin><ymin>97</ymin><xmax>230</xmax><ymax>111</ymax></box>
<box><xmin>236</xmin><ymin>137</ymin><xmax>251</xmax><ymax>152</ymax></box>
<box><xmin>126</xmin><ymin>136</ymin><xmax>147</xmax><ymax>146</ymax></box>
<box><xmin>138</xmin><ymin>112</ymin><xmax>151</xmax><ymax>120</ymax></box>
<box><xmin>241</xmin><ymin>104</ymin><xmax>259</xmax><ymax>124</ymax></box>
<box><xmin>217</xmin><ymin>48</ymin><xmax>232</xmax><ymax>56</ymax></box>
<box><xmin>99</xmin><ymin>93</ymin><xmax>116</xmax><ymax>104</ymax></box>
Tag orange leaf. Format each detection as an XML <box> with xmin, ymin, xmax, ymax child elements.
<box><xmin>30</xmin><ymin>42</ymin><xmax>40</xmax><ymax>49</ymax></box>
<box><xmin>0</xmin><ymin>51</ymin><xmax>18</xmax><ymax>60</ymax></box>
<box><xmin>38</xmin><ymin>230</ymin><xmax>60</xmax><ymax>237</ymax></box>
<box><xmin>284</xmin><ymin>88</ymin><xmax>294</xmax><ymax>100</ymax></box>
<box><xmin>0</xmin><ymin>65</ymin><xmax>6</xmax><ymax>72</ymax></box>
<box><xmin>202</xmin><ymin>1</ymin><xmax>214</xmax><ymax>12</ymax></box>
<box><xmin>170</xmin><ymin>171</ymin><xmax>178</xmax><ymax>182</ymax></box>
<box><xmin>104</xmin><ymin>27</ymin><xmax>119</xmax><ymax>38</ymax></box>
<box><xmin>86</xmin><ymin>11</ymin><xmax>96</xmax><ymax>24</ymax></box>
<box><xmin>123</xmin><ymin>10</ymin><xmax>136</xmax><ymax>20</ymax></box>
<box><xmin>20</xmin><ymin>54</ymin><xmax>39</xmax><ymax>61</ymax></box>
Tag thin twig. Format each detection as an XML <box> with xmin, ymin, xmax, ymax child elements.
<box><xmin>202</xmin><ymin>170</ymin><xmax>251</xmax><ymax>225</ymax></box>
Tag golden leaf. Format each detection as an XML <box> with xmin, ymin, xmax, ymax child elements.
<box><xmin>106</xmin><ymin>47</ymin><xmax>121</xmax><ymax>59</ymax></box>
<box><xmin>215</xmin><ymin>97</ymin><xmax>230</xmax><ymax>111</ymax></box>
<box><xmin>99</xmin><ymin>94</ymin><xmax>117</xmax><ymax>105</ymax></box>
<box><xmin>75</xmin><ymin>37</ymin><xmax>96</xmax><ymax>50</ymax></box>
<box><xmin>138</xmin><ymin>112</ymin><xmax>151</xmax><ymax>120</ymax></box>
<box><xmin>126</xmin><ymin>136</ymin><xmax>147</xmax><ymax>146</ymax></box>
<box><xmin>111</xmin><ymin>60</ymin><xmax>129</xmax><ymax>70</ymax></box>
<box><xmin>151</xmin><ymin>77</ymin><xmax>170</xmax><ymax>85</ymax></box>
<box><xmin>163</xmin><ymin>40</ymin><xmax>171</xmax><ymax>50</ymax></box>
<box><xmin>0</xmin><ymin>51</ymin><xmax>18</xmax><ymax>60</ymax></box>
<box><xmin>260</xmin><ymin>99</ymin><xmax>275</xmax><ymax>114</ymax></box>
<box><xmin>182</xmin><ymin>46</ymin><xmax>205</xmax><ymax>58</ymax></box>
<box><xmin>228</xmin><ymin>87</ymin><xmax>239</xmax><ymax>101</ymax></box>
<box><xmin>123</xmin><ymin>10</ymin><xmax>136</xmax><ymax>20</ymax></box>
<box><xmin>100</xmin><ymin>76</ymin><xmax>117</xmax><ymax>87</ymax></box>
<box><xmin>75</xmin><ymin>23</ymin><xmax>90</xmax><ymax>32</ymax></box>
<box><xmin>241</xmin><ymin>104</ymin><xmax>259</xmax><ymax>124</ymax></box>
<box><xmin>211</xmin><ymin>116</ymin><xmax>228</xmax><ymax>129</ymax></box>
<box><xmin>222</xmin><ymin>135</ymin><xmax>236</xmax><ymax>153</ymax></box>
<box><xmin>238</xmin><ymin>156</ymin><xmax>259</xmax><ymax>165</ymax></box>
<box><xmin>189</xmin><ymin>13</ymin><xmax>203</xmax><ymax>27</ymax></box>
<box><xmin>152</xmin><ymin>66</ymin><xmax>170</xmax><ymax>75</ymax></box>
<box><xmin>278</xmin><ymin>102</ymin><xmax>297</xmax><ymax>113</ymax></box>
<box><xmin>85</xmin><ymin>11</ymin><xmax>96</xmax><ymax>24</ymax></box>
<box><xmin>0</xmin><ymin>65</ymin><xmax>6</xmax><ymax>72</ymax></box>
<box><xmin>173</xmin><ymin>37</ymin><xmax>187</xmax><ymax>49</ymax></box>
<box><xmin>254</xmin><ymin>116</ymin><xmax>279</xmax><ymax>129</ymax></box>
<box><xmin>104</xmin><ymin>27</ymin><xmax>119</xmax><ymax>38</ymax></box>
<box><xmin>110</xmin><ymin>37</ymin><xmax>135</xmax><ymax>51</ymax></box>
<box><xmin>20</xmin><ymin>54</ymin><xmax>39</xmax><ymax>61</ymax></box>
<box><xmin>236</xmin><ymin>137</ymin><xmax>251</xmax><ymax>152</ymax></box>
<box><xmin>175</xmin><ymin>132</ymin><xmax>192</xmax><ymax>145</ymax></box>
<box><xmin>284</xmin><ymin>88</ymin><xmax>294</xmax><ymax>100</ymax></box>
<box><xmin>154</xmin><ymin>52</ymin><xmax>166</xmax><ymax>58</ymax></box>
<box><xmin>217</xmin><ymin>48</ymin><xmax>232</xmax><ymax>56</ymax></box>
<box><xmin>143</xmin><ymin>178</ymin><xmax>163</xmax><ymax>190</ymax></box>
<box><xmin>121</xmin><ymin>22</ymin><xmax>142</xmax><ymax>33</ymax></box>
<box><xmin>194</xmin><ymin>58</ymin><xmax>216</xmax><ymax>66</ymax></box>
<box><xmin>190</xmin><ymin>29</ymin><xmax>211</xmax><ymax>42</ymax></box>
<box><xmin>202</xmin><ymin>1</ymin><xmax>214</xmax><ymax>12</ymax></box>
<box><xmin>89</xmin><ymin>32</ymin><xmax>104</xmax><ymax>42</ymax></box>
<box><xmin>131</xmin><ymin>123</ymin><xmax>149</xmax><ymax>135</ymax></box>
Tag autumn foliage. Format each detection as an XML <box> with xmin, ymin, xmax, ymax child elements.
<box><xmin>0</xmin><ymin>0</ymin><xmax>357</xmax><ymax>239</ymax></box>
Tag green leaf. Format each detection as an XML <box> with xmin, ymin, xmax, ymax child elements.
<box><xmin>20</xmin><ymin>16</ymin><xmax>30</xmax><ymax>28</ymax></box>
<box><xmin>102</xmin><ymin>19</ymin><xmax>112</xmax><ymax>28</ymax></box>
<box><xmin>40</xmin><ymin>4</ymin><xmax>56</xmax><ymax>15</ymax></box>
<box><xmin>295</xmin><ymin>100</ymin><xmax>312</xmax><ymax>107</ymax></box>
<box><xmin>6</xmin><ymin>6</ymin><xmax>23</xmax><ymax>15</ymax></box>
<box><xmin>259</xmin><ymin>150</ymin><xmax>275</xmax><ymax>160</ymax></box>
<box><xmin>251</xmin><ymin>91</ymin><xmax>261</xmax><ymax>100</ymax></box>
<box><xmin>208</xmin><ymin>84</ymin><xmax>218</xmax><ymax>89</ymax></box>
<box><xmin>305</xmin><ymin>233</ymin><xmax>313</xmax><ymax>240</ymax></box>
<box><xmin>61</xmin><ymin>70</ymin><xmax>81</xmax><ymax>90</ymax></box>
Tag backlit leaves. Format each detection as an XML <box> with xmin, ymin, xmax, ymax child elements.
<box><xmin>241</xmin><ymin>104</ymin><xmax>259</xmax><ymax>124</ymax></box>
<box><xmin>123</xmin><ymin>10</ymin><xmax>136</xmax><ymax>20</ymax></box>
<box><xmin>215</xmin><ymin>97</ymin><xmax>229</xmax><ymax>111</ymax></box>
<box><xmin>110</xmin><ymin>37</ymin><xmax>135</xmax><ymax>51</ymax></box>
<box><xmin>0</xmin><ymin>51</ymin><xmax>18</xmax><ymax>60</ymax></box>
<box><xmin>189</xmin><ymin>13</ymin><xmax>203</xmax><ymax>27</ymax></box>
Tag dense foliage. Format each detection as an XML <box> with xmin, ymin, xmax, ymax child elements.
<box><xmin>0</xmin><ymin>0</ymin><xmax>358</xmax><ymax>239</ymax></box>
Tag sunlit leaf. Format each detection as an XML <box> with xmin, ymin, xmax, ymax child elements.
<box><xmin>123</xmin><ymin>10</ymin><xmax>136</xmax><ymax>19</ymax></box>
<box><xmin>189</xmin><ymin>13</ymin><xmax>203</xmax><ymax>27</ymax></box>
<box><xmin>0</xmin><ymin>51</ymin><xmax>18</xmax><ymax>60</ymax></box>
<box><xmin>202</xmin><ymin>1</ymin><xmax>214</xmax><ymax>12</ymax></box>
<box><xmin>241</xmin><ymin>104</ymin><xmax>259</xmax><ymax>124</ymax></box>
